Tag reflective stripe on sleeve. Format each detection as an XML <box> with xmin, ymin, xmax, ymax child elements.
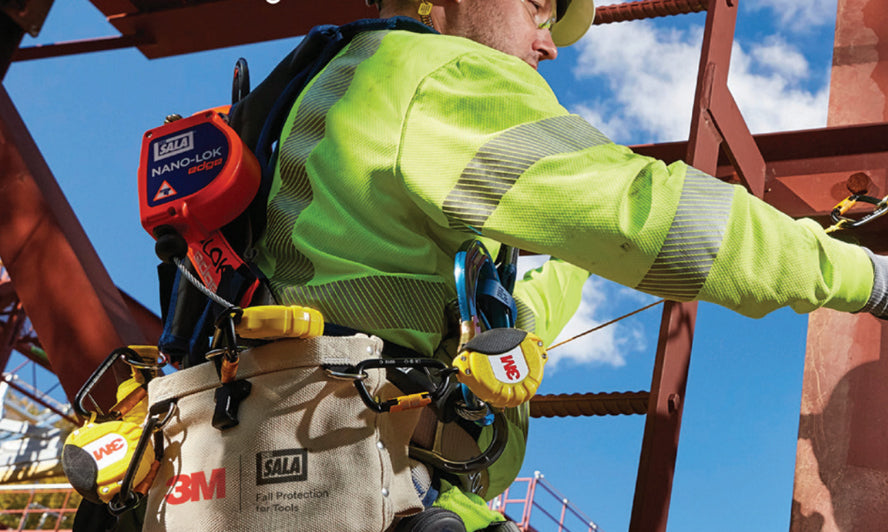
<box><xmin>442</xmin><ymin>115</ymin><xmax>610</xmax><ymax>230</ymax></box>
<box><xmin>634</xmin><ymin>168</ymin><xmax>734</xmax><ymax>300</ymax></box>
<box><xmin>514</xmin><ymin>297</ymin><xmax>537</xmax><ymax>334</ymax></box>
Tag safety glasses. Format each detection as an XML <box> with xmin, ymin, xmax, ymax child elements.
<box><xmin>518</xmin><ymin>0</ymin><xmax>557</xmax><ymax>30</ymax></box>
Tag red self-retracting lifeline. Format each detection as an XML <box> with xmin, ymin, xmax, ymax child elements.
<box><xmin>137</xmin><ymin>109</ymin><xmax>261</xmax><ymax>305</ymax></box>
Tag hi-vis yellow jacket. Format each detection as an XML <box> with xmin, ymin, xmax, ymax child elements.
<box><xmin>255</xmin><ymin>27</ymin><xmax>872</xmax><ymax>354</ymax></box>
<box><xmin>253</xmin><ymin>26</ymin><xmax>874</xmax><ymax>499</ymax></box>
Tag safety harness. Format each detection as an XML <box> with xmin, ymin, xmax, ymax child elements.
<box><xmin>156</xmin><ymin>17</ymin><xmax>438</xmax><ymax>368</ymax></box>
<box><xmin>63</xmin><ymin>16</ymin><xmax>549</xmax><ymax>531</ymax></box>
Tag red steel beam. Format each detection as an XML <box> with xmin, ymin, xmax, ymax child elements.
<box><xmin>0</xmin><ymin>11</ymin><xmax>25</xmax><ymax>79</ymax></box>
<box><xmin>632</xmin><ymin>124</ymin><xmax>888</xmax><ymax>252</ymax></box>
<box><xmin>120</xmin><ymin>290</ymin><xmax>163</xmax><ymax>349</ymax></box>
<box><xmin>107</xmin><ymin>0</ymin><xmax>377</xmax><ymax>60</ymax></box>
<box><xmin>791</xmin><ymin>0</ymin><xmax>888</xmax><ymax>529</ymax></box>
<box><xmin>12</xmin><ymin>34</ymin><xmax>153</xmax><ymax>62</ymax></box>
<box><xmin>0</xmin><ymin>84</ymin><xmax>149</xmax><ymax>408</ymax></box>
<box><xmin>630</xmin><ymin>300</ymin><xmax>698</xmax><ymax>532</ymax></box>
<box><xmin>0</xmin><ymin>301</ymin><xmax>25</xmax><ymax>377</ymax></box>
<box><xmin>105</xmin><ymin>0</ymin><xmax>710</xmax><ymax>61</ymax></box>
<box><xmin>10</xmin><ymin>1</ymin><xmax>715</xmax><ymax>62</ymax></box>
<box><xmin>632</xmin><ymin>123</ymin><xmax>888</xmax><ymax>185</ymax></box>
<box><xmin>630</xmin><ymin>1</ymin><xmax>754</xmax><ymax>530</ymax></box>
<box><xmin>706</xmin><ymin>73</ymin><xmax>767</xmax><ymax>197</ymax></box>
<box><xmin>530</xmin><ymin>391</ymin><xmax>649</xmax><ymax>417</ymax></box>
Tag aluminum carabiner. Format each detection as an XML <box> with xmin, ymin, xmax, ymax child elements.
<box><xmin>828</xmin><ymin>193</ymin><xmax>888</xmax><ymax>231</ymax></box>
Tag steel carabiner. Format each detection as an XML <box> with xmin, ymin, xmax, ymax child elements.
<box><xmin>74</xmin><ymin>346</ymin><xmax>166</xmax><ymax>419</ymax></box>
<box><xmin>325</xmin><ymin>357</ymin><xmax>456</xmax><ymax>413</ymax></box>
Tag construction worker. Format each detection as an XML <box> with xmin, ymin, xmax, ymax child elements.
<box><xmin>242</xmin><ymin>0</ymin><xmax>888</xmax><ymax>530</ymax></box>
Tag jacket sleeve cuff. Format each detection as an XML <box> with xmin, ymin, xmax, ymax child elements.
<box><xmin>860</xmin><ymin>248</ymin><xmax>888</xmax><ymax>318</ymax></box>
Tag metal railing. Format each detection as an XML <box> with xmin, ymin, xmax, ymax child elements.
<box><xmin>489</xmin><ymin>472</ymin><xmax>602</xmax><ymax>532</ymax></box>
<box><xmin>0</xmin><ymin>483</ymin><xmax>78</xmax><ymax>531</ymax></box>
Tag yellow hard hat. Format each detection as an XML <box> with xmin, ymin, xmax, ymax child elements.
<box><xmin>364</xmin><ymin>0</ymin><xmax>594</xmax><ymax>47</ymax></box>
<box><xmin>551</xmin><ymin>0</ymin><xmax>595</xmax><ymax>46</ymax></box>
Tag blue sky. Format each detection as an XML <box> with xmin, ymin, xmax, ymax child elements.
<box><xmin>4</xmin><ymin>0</ymin><xmax>840</xmax><ymax>530</ymax></box>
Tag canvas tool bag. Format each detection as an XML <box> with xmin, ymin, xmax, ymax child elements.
<box><xmin>142</xmin><ymin>334</ymin><xmax>425</xmax><ymax>531</ymax></box>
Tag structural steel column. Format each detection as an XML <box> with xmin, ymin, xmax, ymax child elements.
<box><xmin>630</xmin><ymin>1</ymin><xmax>750</xmax><ymax>530</ymax></box>
<box><xmin>791</xmin><ymin>1</ymin><xmax>888</xmax><ymax>530</ymax></box>
<box><xmin>0</xmin><ymin>17</ymin><xmax>23</xmax><ymax>80</ymax></box>
<box><xmin>0</xmin><ymin>84</ymin><xmax>149</xmax><ymax>408</ymax></box>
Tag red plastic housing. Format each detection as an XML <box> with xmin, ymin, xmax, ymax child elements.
<box><xmin>138</xmin><ymin>110</ymin><xmax>261</xmax><ymax>242</ymax></box>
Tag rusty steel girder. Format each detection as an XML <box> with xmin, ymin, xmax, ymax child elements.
<box><xmin>0</xmin><ymin>83</ymin><xmax>160</xmax><ymax>408</ymax></box>
<box><xmin>791</xmin><ymin>0</ymin><xmax>888</xmax><ymax>530</ymax></box>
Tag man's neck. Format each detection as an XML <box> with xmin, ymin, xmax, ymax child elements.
<box><xmin>378</xmin><ymin>7</ymin><xmax>417</xmax><ymax>19</ymax></box>
<box><xmin>379</xmin><ymin>3</ymin><xmax>430</xmax><ymax>24</ymax></box>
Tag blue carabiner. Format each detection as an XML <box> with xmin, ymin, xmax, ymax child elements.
<box><xmin>453</xmin><ymin>240</ymin><xmax>517</xmax><ymax>346</ymax></box>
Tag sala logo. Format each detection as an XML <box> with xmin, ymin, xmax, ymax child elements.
<box><xmin>256</xmin><ymin>448</ymin><xmax>308</xmax><ymax>485</ymax></box>
<box><xmin>165</xmin><ymin>469</ymin><xmax>226</xmax><ymax>504</ymax></box>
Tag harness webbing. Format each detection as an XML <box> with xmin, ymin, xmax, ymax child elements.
<box><xmin>158</xmin><ymin>17</ymin><xmax>436</xmax><ymax>367</ymax></box>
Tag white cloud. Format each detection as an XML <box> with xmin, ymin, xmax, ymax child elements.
<box><xmin>745</xmin><ymin>0</ymin><xmax>837</xmax><ymax>32</ymax></box>
<box><xmin>571</xmin><ymin>103</ymin><xmax>633</xmax><ymax>141</ymax></box>
<box><xmin>573</xmin><ymin>21</ymin><xmax>702</xmax><ymax>142</ymax></box>
<box><xmin>750</xmin><ymin>36</ymin><xmax>809</xmax><ymax>79</ymax></box>
<box><xmin>727</xmin><ymin>40</ymin><xmax>829</xmax><ymax>133</ymax></box>
<box><xmin>545</xmin><ymin>277</ymin><xmax>649</xmax><ymax>369</ymax></box>
<box><xmin>517</xmin><ymin>257</ymin><xmax>653</xmax><ymax>369</ymax></box>
<box><xmin>569</xmin><ymin>19</ymin><xmax>829</xmax><ymax>143</ymax></box>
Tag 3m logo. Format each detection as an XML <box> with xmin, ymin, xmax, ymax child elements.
<box><xmin>256</xmin><ymin>449</ymin><xmax>307</xmax><ymax>485</ymax></box>
<box><xmin>82</xmin><ymin>433</ymin><xmax>128</xmax><ymax>468</ymax></box>
<box><xmin>491</xmin><ymin>350</ymin><xmax>529</xmax><ymax>383</ymax></box>
<box><xmin>499</xmin><ymin>355</ymin><xmax>521</xmax><ymax>380</ymax></box>
<box><xmin>165</xmin><ymin>468</ymin><xmax>226</xmax><ymax>505</ymax></box>
<box><xmin>153</xmin><ymin>131</ymin><xmax>194</xmax><ymax>162</ymax></box>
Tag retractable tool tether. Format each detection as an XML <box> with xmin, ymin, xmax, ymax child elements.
<box><xmin>452</xmin><ymin>240</ymin><xmax>548</xmax><ymax>408</ymax></box>
<box><xmin>63</xmin><ymin>347</ymin><xmax>169</xmax><ymax>508</ymax></box>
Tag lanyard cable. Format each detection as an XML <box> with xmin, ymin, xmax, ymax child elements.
<box><xmin>173</xmin><ymin>256</ymin><xmax>235</xmax><ymax>310</ymax></box>
<box><xmin>547</xmin><ymin>299</ymin><xmax>665</xmax><ymax>352</ymax></box>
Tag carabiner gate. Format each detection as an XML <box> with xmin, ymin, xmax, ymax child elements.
<box><xmin>829</xmin><ymin>193</ymin><xmax>888</xmax><ymax>230</ymax></box>
<box><xmin>325</xmin><ymin>358</ymin><xmax>455</xmax><ymax>413</ymax></box>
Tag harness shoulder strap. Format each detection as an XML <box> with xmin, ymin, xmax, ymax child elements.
<box><xmin>158</xmin><ymin>17</ymin><xmax>435</xmax><ymax>366</ymax></box>
<box><xmin>227</xmin><ymin>16</ymin><xmax>436</xmax><ymax>251</ymax></box>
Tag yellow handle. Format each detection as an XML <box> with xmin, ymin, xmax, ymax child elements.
<box><xmin>236</xmin><ymin>305</ymin><xmax>324</xmax><ymax>340</ymax></box>
<box><xmin>389</xmin><ymin>392</ymin><xmax>433</xmax><ymax>413</ymax></box>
